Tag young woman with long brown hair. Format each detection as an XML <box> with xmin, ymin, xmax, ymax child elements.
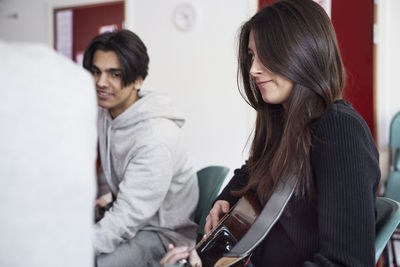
<box><xmin>161</xmin><ymin>0</ymin><xmax>380</xmax><ymax>266</ymax></box>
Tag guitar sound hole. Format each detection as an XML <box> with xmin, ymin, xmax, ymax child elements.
<box><xmin>197</xmin><ymin>227</ymin><xmax>238</xmax><ymax>266</ymax></box>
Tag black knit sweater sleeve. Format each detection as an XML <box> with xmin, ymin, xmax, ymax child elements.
<box><xmin>215</xmin><ymin>163</ymin><xmax>250</xmax><ymax>207</ymax></box>
<box><xmin>305</xmin><ymin>103</ymin><xmax>380</xmax><ymax>267</ymax></box>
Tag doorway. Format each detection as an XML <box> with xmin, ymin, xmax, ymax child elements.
<box><xmin>54</xmin><ymin>1</ymin><xmax>124</xmax><ymax>65</ymax></box>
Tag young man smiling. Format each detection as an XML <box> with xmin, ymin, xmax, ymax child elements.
<box><xmin>83</xmin><ymin>30</ymin><xmax>199</xmax><ymax>267</ymax></box>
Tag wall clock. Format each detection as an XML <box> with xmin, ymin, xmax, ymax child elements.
<box><xmin>173</xmin><ymin>3</ymin><xmax>197</xmax><ymax>32</ymax></box>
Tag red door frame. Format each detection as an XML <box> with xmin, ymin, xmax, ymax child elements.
<box><xmin>54</xmin><ymin>1</ymin><xmax>124</xmax><ymax>63</ymax></box>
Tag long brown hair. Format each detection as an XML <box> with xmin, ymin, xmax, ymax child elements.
<box><xmin>237</xmin><ymin>0</ymin><xmax>345</xmax><ymax>205</ymax></box>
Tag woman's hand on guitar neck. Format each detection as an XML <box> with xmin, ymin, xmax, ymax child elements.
<box><xmin>204</xmin><ymin>200</ymin><xmax>230</xmax><ymax>234</ymax></box>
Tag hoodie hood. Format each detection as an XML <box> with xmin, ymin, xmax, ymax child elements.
<box><xmin>104</xmin><ymin>90</ymin><xmax>185</xmax><ymax>129</ymax></box>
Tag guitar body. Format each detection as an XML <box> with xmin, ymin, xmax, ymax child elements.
<box><xmin>195</xmin><ymin>192</ymin><xmax>262</xmax><ymax>267</ymax></box>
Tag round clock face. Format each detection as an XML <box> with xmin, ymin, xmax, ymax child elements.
<box><xmin>173</xmin><ymin>3</ymin><xmax>196</xmax><ymax>32</ymax></box>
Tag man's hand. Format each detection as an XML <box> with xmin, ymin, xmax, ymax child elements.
<box><xmin>95</xmin><ymin>192</ymin><xmax>112</xmax><ymax>207</ymax></box>
<box><xmin>160</xmin><ymin>244</ymin><xmax>201</xmax><ymax>267</ymax></box>
<box><xmin>94</xmin><ymin>193</ymin><xmax>112</xmax><ymax>222</ymax></box>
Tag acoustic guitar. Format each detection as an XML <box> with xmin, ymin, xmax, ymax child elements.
<box><xmin>194</xmin><ymin>192</ymin><xmax>262</xmax><ymax>267</ymax></box>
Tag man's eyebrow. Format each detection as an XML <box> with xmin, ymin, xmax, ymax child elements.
<box><xmin>106</xmin><ymin>68</ymin><xmax>122</xmax><ymax>72</ymax></box>
<box><xmin>90</xmin><ymin>65</ymin><xmax>121</xmax><ymax>72</ymax></box>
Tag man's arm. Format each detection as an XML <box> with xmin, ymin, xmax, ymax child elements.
<box><xmin>93</xmin><ymin>142</ymin><xmax>174</xmax><ymax>254</ymax></box>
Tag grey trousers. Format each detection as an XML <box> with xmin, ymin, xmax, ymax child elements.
<box><xmin>96</xmin><ymin>230</ymin><xmax>166</xmax><ymax>267</ymax></box>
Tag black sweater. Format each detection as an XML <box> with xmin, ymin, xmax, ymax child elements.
<box><xmin>216</xmin><ymin>100</ymin><xmax>380</xmax><ymax>267</ymax></box>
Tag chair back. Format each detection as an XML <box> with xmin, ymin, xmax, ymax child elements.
<box><xmin>385</xmin><ymin>171</ymin><xmax>400</xmax><ymax>203</ymax></box>
<box><xmin>389</xmin><ymin>112</ymin><xmax>400</xmax><ymax>171</ymax></box>
<box><xmin>194</xmin><ymin>166</ymin><xmax>229</xmax><ymax>240</ymax></box>
<box><xmin>375</xmin><ymin>197</ymin><xmax>400</xmax><ymax>263</ymax></box>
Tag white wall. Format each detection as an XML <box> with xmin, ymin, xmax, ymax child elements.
<box><xmin>376</xmin><ymin>0</ymin><xmax>400</xmax><ymax>149</ymax></box>
<box><xmin>0</xmin><ymin>0</ymin><xmax>121</xmax><ymax>45</ymax></box>
<box><xmin>0</xmin><ymin>0</ymin><xmax>257</xmax><ymax>176</ymax></box>
<box><xmin>124</xmin><ymin>0</ymin><xmax>257</xmax><ymax>173</ymax></box>
<box><xmin>0</xmin><ymin>0</ymin><xmax>47</xmax><ymax>43</ymax></box>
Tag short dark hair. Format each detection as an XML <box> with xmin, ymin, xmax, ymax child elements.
<box><xmin>83</xmin><ymin>29</ymin><xmax>149</xmax><ymax>87</ymax></box>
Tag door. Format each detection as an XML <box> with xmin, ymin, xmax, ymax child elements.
<box><xmin>54</xmin><ymin>1</ymin><xmax>124</xmax><ymax>65</ymax></box>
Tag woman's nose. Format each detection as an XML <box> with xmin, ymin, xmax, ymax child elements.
<box><xmin>249</xmin><ymin>58</ymin><xmax>263</xmax><ymax>77</ymax></box>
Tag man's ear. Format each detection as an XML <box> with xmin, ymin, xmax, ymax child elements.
<box><xmin>133</xmin><ymin>77</ymin><xmax>144</xmax><ymax>90</ymax></box>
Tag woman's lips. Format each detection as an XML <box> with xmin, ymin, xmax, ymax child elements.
<box><xmin>256</xmin><ymin>80</ymin><xmax>271</xmax><ymax>88</ymax></box>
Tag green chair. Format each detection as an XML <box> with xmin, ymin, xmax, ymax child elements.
<box><xmin>194</xmin><ymin>165</ymin><xmax>229</xmax><ymax>241</ymax></box>
<box><xmin>385</xmin><ymin>172</ymin><xmax>400</xmax><ymax>203</ymax></box>
<box><xmin>389</xmin><ymin>111</ymin><xmax>400</xmax><ymax>171</ymax></box>
<box><xmin>382</xmin><ymin>171</ymin><xmax>400</xmax><ymax>265</ymax></box>
<box><xmin>375</xmin><ymin>196</ymin><xmax>400</xmax><ymax>264</ymax></box>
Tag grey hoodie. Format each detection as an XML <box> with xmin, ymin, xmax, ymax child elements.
<box><xmin>94</xmin><ymin>90</ymin><xmax>199</xmax><ymax>254</ymax></box>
